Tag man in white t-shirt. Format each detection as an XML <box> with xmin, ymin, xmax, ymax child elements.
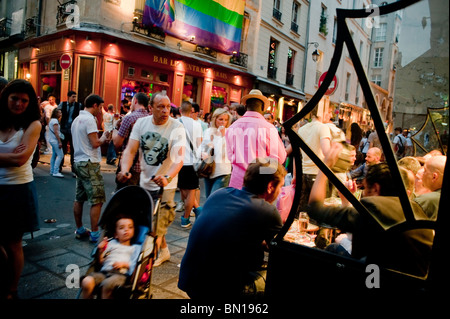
<box><xmin>117</xmin><ymin>92</ymin><xmax>186</xmax><ymax>267</ymax></box>
<box><xmin>71</xmin><ymin>94</ymin><xmax>111</xmax><ymax>243</ymax></box>
<box><xmin>296</xmin><ymin>105</ymin><xmax>331</xmax><ymax>213</ymax></box>
<box><xmin>178</xmin><ymin>101</ymin><xmax>203</xmax><ymax>229</ymax></box>
<box><xmin>42</xmin><ymin>94</ymin><xmax>58</xmax><ymax>154</ymax></box>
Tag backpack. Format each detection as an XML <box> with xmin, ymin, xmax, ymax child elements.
<box><xmin>397</xmin><ymin>136</ymin><xmax>405</xmax><ymax>155</ymax></box>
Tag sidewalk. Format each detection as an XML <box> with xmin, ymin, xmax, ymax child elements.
<box><xmin>18</xmin><ymin>153</ymin><xmax>201</xmax><ymax>299</ymax></box>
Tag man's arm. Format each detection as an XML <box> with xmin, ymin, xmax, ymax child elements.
<box><xmin>269</xmin><ymin>126</ymin><xmax>287</xmax><ymax>163</ymax></box>
<box><xmin>88</xmin><ymin>130</ymin><xmax>110</xmax><ymax>149</ymax></box>
<box><xmin>117</xmin><ymin>138</ymin><xmax>140</xmax><ymax>182</ymax></box>
<box><xmin>309</xmin><ymin>142</ymin><xmax>343</xmax><ymax>204</ymax></box>
<box><xmin>112</xmin><ymin>129</ymin><xmax>125</xmax><ymax>149</ymax></box>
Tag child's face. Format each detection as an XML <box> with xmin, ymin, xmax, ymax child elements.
<box><xmin>115</xmin><ymin>218</ymin><xmax>135</xmax><ymax>243</ymax></box>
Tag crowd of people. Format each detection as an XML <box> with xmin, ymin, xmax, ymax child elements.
<box><xmin>0</xmin><ymin>76</ymin><xmax>447</xmax><ymax>299</ymax></box>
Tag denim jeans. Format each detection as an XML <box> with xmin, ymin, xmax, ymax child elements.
<box><xmin>203</xmin><ymin>174</ymin><xmax>230</xmax><ymax>199</ymax></box>
<box><xmin>49</xmin><ymin>141</ymin><xmax>64</xmax><ymax>174</ymax></box>
<box><xmin>106</xmin><ymin>140</ymin><xmax>117</xmax><ymax>162</ymax></box>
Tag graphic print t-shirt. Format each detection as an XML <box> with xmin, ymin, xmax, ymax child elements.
<box><xmin>130</xmin><ymin>116</ymin><xmax>186</xmax><ymax>191</ymax></box>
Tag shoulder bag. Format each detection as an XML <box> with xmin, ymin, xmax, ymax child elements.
<box><xmin>181</xmin><ymin>118</ymin><xmax>215</xmax><ymax>178</ymax></box>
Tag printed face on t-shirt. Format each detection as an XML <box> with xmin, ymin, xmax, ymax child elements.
<box><xmin>141</xmin><ymin>131</ymin><xmax>169</xmax><ymax>166</ymax></box>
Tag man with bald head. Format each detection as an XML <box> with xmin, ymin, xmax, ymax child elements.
<box><xmin>414</xmin><ymin>155</ymin><xmax>447</xmax><ymax>220</ymax></box>
<box><xmin>349</xmin><ymin>147</ymin><xmax>382</xmax><ymax>184</ymax></box>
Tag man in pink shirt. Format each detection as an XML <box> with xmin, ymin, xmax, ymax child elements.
<box><xmin>226</xmin><ymin>89</ymin><xmax>287</xmax><ymax>189</ymax></box>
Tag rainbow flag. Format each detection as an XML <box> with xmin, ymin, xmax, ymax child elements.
<box><xmin>143</xmin><ymin>0</ymin><xmax>245</xmax><ymax>54</ymax></box>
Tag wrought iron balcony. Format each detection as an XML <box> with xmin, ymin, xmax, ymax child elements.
<box><xmin>195</xmin><ymin>45</ymin><xmax>217</xmax><ymax>59</ymax></box>
<box><xmin>273</xmin><ymin>8</ymin><xmax>282</xmax><ymax>21</ymax></box>
<box><xmin>25</xmin><ymin>16</ymin><xmax>37</xmax><ymax>38</ymax></box>
<box><xmin>268</xmin><ymin>66</ymin><xmax>277</xmax><ymax>79</ymax></box>
<box><xmin>230</xmin><ymin>52</ymin><xmax>248</xmax><ymax>68</ymax></box>
<box><xmin>132</xmin><ymin>11</ymin><xmax>166</xmax><ymax>41</ymax></box>
<box><xmin>56</xmin><ymin>0</ymin><xmax>78</xmax><ymax>27</ymax></box>
<box><xmin>286</xmin><ymin>72</ymin><xmax>294</xmax><ymax>86</ymax></box>
<box><xmin>0</xmin><ymin>18</ymin><xmax>11</xmax><ymax>38</ymax></box>
<box><xmin>291</xmin><ymin>21</ymin><xmax>298</xmax><ymax>33</ymax></box>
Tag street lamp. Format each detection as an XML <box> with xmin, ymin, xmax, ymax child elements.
<box><xmin>308</xmin><ymin>42</ymin><xmax>320</xmax><ymax>62</ymax></box>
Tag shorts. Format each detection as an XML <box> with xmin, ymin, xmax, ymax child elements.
<box><xmin>0</xmin><ymin>181</ymin><xmax>40</xmax><ymax>242</ymax></box>
<box><xmin>177</xmin><ymin>165</ymin><xmax>199</xmax><ymax>190</ymax></box>
<box><xmin>89</xmin><ymin>271</ymin><xmax>127</xmax><ymax>291</ymax></box>
<box><xmin>155</xmin><ymin>188</ymin><xmax>176</xmax><ymax>238</ymax></box>
<box><xmin>74</xmin><ymin>161</ymin><xmax>106</xmax><ymax>205</ymax></box>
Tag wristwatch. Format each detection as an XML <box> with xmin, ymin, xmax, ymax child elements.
<box><xmin>164</xmin><ymin>175</ymin><xmax>173</xmax><ymax>183</ymax></box>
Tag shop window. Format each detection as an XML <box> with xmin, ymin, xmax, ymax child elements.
<box><xmin>211</xmin><ymin>84</ymin><xmax>228</xmax><ymax>109</ymax></box>
<box><xmin>157</xmin><ymin>72</ymin><xmax>169</xmax><ymax>83</ymax></box>
<box><xmin>121</xmin><ymin>79</ymin><xmax>168</xmax><ymax>101</ymax></box>
<box><xmin>183</xmin><ymin>76</ymin><xmax>199</xmax><ymax>103</ymax></box>
<box><xmin>42</xmin><ymin>59</ymin><xmax>62</xmax><ymax>72</ymax></box>
<box><xmin>40</xmin><ymin>74</ymin><xmax>61</xmax><ymax>102</ymax></box>
<box><xmin>141</xmin><ymin>69</ymin><xmax>153</xmax><ymax>80</ymax></box>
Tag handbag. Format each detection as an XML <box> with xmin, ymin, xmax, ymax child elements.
<box><xmin>50</xmin><ymin>123</ymin><xmax>64</xmax><ymax>140</ymax></box>
<box><xmin>194</xmin><ymin>145</ymin><xmax>215</xmax><ymax>178</ymax></box>
<box><xmin>181</xmin><ymin>118</ymin><xmax>215</xmax><ymax>178</ymax></box>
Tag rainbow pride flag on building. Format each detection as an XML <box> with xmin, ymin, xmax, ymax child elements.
<box><xmin>143</xmin><ymin>0</ymin><xmax>245</xmax><ymax>54</ymax></box>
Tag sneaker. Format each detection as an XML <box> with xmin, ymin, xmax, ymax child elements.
<box><xmin>181</xmin><ymin>216</ymin><xmax>191</xmax><ymax>228</ymax></box>
<box><xmin>89</xmin><ymin>231</ymin><xmax>100</xmax><ymax>244</ymax></box>
<box><xmin>75</xmin><ymin>227</ymin><xmax>91</xmax><ymax>239</ymax></box>
<box><xmin>175</xmin><ymin>201</ymin><xmax>185</xmax><ymax>212</ymax></box>
<box><xmin>52</xmin><ymin>172</ymin><xmax>64</xmax><ymax>178</ymax></box>
<box><xmin>193</xmin><ymin>206</ymin><xmax>202</xmax><ymax>218</ymax></box>
<box><xmin>153</xmin><ymin>248</ymin><xmax>170</xmax><ymax>267</ymax></box>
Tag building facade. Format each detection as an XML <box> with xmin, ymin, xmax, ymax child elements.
<box><xmin>1</xmin><ymin>0</ymin><xmax>410</xmax><ymax>130</ymax></box>
<box><xmin>245</xmin><ymin>0</ymin><xmax>308</xmax><ymax>122</ymax></box>
<box><xmin>7</xmin><ymin>0</ymin><xmax>255</xmax><ymax>118</ymax></box>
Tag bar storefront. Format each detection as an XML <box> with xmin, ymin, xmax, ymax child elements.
<box><xmin>17</xmin><ymin>31</ymin><xmax>254</xmax><ymax>117</ymax></box>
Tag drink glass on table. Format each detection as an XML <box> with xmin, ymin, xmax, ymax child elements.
<box><xmin>298</xmin><ymin>212</ymin><xmax>309</xmax><ymax>238</ymax></box>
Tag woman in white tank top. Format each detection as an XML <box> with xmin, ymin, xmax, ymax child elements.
<box><xmin>0</xmin><ymin>79</ymin><xmax>42</xmax><ymax>299</ymax></box>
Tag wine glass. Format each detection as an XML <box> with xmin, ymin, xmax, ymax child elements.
<box><xmin>298</xmin><ymin>212</ymin><xmax>309</xmax><ymax>238</ymax></box>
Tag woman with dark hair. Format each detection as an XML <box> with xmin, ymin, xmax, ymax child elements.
<box><xmin>0</xmin><ymin>79</ymin><xmax>41</xmax><ymax>299</ymax></box>
<box><xmin>349</xmin><ymin>122</ymin><xmax>364</xmax><ymax>168</ymax></box>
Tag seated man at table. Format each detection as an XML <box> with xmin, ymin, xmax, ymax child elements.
<box><xmin>178</xmin><ymin>158</ymin><xmax>285</xmax><ymax>300</ymax></box>
<box><xmin>307</xmin><ymin>143</ymin><xmax>434</xmax><ymax>278</ymax></box>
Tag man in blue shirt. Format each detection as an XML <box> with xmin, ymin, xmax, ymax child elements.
<box><xmin>178</xmin><ymin>158</ymin><xmax>285</xmax><ymax>300</ymax></box>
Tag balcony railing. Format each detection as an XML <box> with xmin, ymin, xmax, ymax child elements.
<box><xmin>230</xmin><ymin>52</ymin><xmax>248</xmax><ymax>68</ymax></box>
<box><xmin>0</xmin><ymin>18</ymin><xmax>11</xmax><ymax>38</ymax></box>
<box><xmin>273</xmin><ymin>8</ymin><xmax>282</xmax><ymax>21</ymax></box>
<box><xmin>291</xmin><ymin>21</ymin><xmax>298</xmax><ymax>33</ymax></box>
<box><xmin>286</xmin><ymin>72</ymin><xmax>294</xmax><ymax>86</ymax></box>
<box><xmin>268</xmin><ymin>66</ymin><xmax>277</xmax><ymax>79</ymax></box>
<box><xmin>25</xmin><ymin>16</ymin><xmax>37</xmax><ymax>38</ymax></box>
<box><xmin>195</xmin><ymin>45</ymin><xmax>217</xmax><ymax>59</ymax></box>
<box><xmin>56</xmin><ymin>0</ymin><xmax>78</xmax><ymax>27</ymax></box>
<box><xmin>132</xmin><ymin>11</ymin><xmax>166</xmax><ymax>41</ymax></box>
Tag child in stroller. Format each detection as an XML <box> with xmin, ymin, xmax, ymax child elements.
<box><xmin>78</xmin><ymin>185</ymin><xmax>161</xmax><ymax>299</ymax></box>
<box><xmin>80</xmin><ymin>215</ymin><xmax>140</xmax><ymax>299</ymax></box>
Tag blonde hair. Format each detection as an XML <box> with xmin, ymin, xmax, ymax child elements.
<box><xmin>210</xmin><ymin>108</ymin><xmax>232</xmax><ymax>129</ymax></box>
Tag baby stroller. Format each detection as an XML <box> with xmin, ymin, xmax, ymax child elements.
<box><xmin>77</xmin><ymin>185</ymin><xmax>163</xmax><ymax>299</ymax></box>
